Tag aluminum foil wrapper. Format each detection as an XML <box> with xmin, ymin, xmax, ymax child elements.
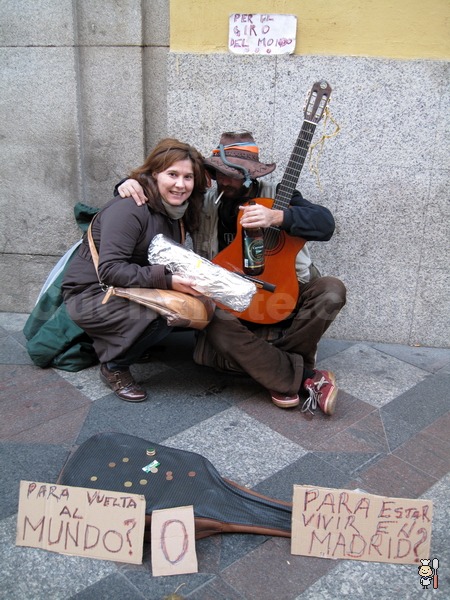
<box><xmin>148</xmin><ymin>234</ymin><xmax>256</xmax><ymax>311</ymax></box>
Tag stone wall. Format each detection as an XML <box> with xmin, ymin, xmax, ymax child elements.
<box><xmin>0</xmin><ymin>0</ymin><xmax>169</xmax><ymax>310</ymax></box>
<box><xmin>166</xmin><ymin>54</ymin><xmax>449</xmax><ymax>346</ymax></box>
<box><xmin>1</xmin><ymin>1</ymin><xmax>448</xmax><ymax>346</ymax></box>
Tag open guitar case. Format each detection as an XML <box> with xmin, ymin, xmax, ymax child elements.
<box><xmin>57</xmin><ymin>432</ymin><xmax>292</xmax><ymax>541</ymax></box>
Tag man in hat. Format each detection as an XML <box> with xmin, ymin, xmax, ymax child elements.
<box><xmin>117</xmin><ymin>131</ymin><xmax>346</xmax><ymax>416</ymax></box>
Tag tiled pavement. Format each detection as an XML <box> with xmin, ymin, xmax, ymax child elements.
<box><xmin>1</xmin><ymin>311</ymin><xmax>449</xmax><ymax>600</ymax></box>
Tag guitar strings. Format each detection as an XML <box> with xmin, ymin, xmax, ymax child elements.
<box><xmin>266</xmin><ymin>108</ymin><xmax>340</xmax><ymax>248</ymax></box>
<box><xmin>264</xmin><ymin>126</ymin><xmax>316</xmax><ymax>249</ymax></box>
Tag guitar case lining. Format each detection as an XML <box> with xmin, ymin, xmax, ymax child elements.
<box><xmin>57</xmin><ymin>432</ymin><xmax>292</xmax><ymax>540</ymax></box>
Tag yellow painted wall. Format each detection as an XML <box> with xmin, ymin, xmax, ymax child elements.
<box><xmin>171</xmin><ymin>0</ymin><xmax>450</xmax><ymax>59</ymax></box>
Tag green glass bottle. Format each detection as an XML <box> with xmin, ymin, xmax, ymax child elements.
<box><xmin>242</xmin><ymin>202</ymin><xmax>265</xmax><ymax>275</ymax></box>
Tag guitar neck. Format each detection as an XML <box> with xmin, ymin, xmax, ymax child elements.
<box><xmin>273</xmin><ymin>120</ymin><xmax>317</xmax><ymax>211</ymax></box>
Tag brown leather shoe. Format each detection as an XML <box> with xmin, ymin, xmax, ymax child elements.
<box><xmin>100</xmin><ymin>364</ymin><xmax>147</xmax><ymax>402</ymax></box>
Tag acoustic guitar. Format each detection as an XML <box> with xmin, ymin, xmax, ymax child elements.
<box><xmin>213</xmin><ymin>80</ymin><xmax>332</xmax><ymax>325</ymax></box>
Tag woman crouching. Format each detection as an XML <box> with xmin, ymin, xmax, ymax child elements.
<box><xmin>62</xmin><ymin>139</ymin><xmax>208</xmax><ymax>401</ymax></box>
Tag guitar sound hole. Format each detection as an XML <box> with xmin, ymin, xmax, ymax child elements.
<box><xmin>264</xmin><ymin>228</ymin><xmax>285</xmax><ymax>255</ymax></box>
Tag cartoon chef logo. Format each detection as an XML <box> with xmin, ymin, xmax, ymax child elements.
<box><xmin>418</xmin><ymin>558</ymin><xmax>439</xmax><ymax>589</ymax></box>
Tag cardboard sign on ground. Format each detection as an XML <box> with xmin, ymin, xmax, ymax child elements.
<box><xmin>291</xmin><ymin>485</ymin><xmax>432</xmax><ymax>564</ymax></box>
<box><xmin>151</xmin><ymin>505</ymin><xmax>198</xmax><ymax>577</ymax></box>
<box><xmin>16</xmin><ymin>481</ymin><xmax>146</xmax><ymax>564</ymax></box>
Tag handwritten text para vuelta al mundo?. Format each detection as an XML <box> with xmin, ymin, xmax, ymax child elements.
<box><xmin>16</xmin><ymin>481</ymin><xmax>146</xmax><ymax>564</ymax></box>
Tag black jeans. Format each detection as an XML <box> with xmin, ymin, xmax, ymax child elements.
<box><xmin>109</xmin><ymin>318</ymin><xmax>172</xmax><ymax>369</ymax></box>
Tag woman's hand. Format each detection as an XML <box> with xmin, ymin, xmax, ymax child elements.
<box><xmin>118</xmin><ymin>179</ymin><xmax>148</xmax><ymax>206</ymax></box>
<box><xmin>171</xmin><ymin>274</ymin><xmax>202</xmax><ymax>296</ymax></box>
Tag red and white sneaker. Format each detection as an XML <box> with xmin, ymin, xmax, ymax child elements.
<box><xmin>270</xmin><ymin>391</ymin><xmax>300</xmax><ymax>409</ymax></box>
<box><xmin>302</xmin><ymin>370</ymin><xmax>337</xmax><ymax>415</ymax></box>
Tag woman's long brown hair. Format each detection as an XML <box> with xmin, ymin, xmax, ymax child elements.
<box><xmin>129</xmin><ymin>138</ymin><xmax>209</xmax><ymax>233</ymax></box>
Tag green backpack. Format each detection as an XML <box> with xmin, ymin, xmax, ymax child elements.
<box><xmin>23</xmin><ymin>203</ymin><xmax>99</xmax><ymax>372</ymax></box>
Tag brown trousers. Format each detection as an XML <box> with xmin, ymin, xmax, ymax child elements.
<box><xmin>202</xmin><ymin>276</ymin><xmax>346</xmax><ymax>396</ymax></box>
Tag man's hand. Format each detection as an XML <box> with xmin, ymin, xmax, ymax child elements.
<box><xmin>118</xmin><ymin>179</ymin><xmax>147</xmax><ymax>206</ymax></box>
<box><xmin>239</xmin><ymin>203</ymin><xmax>283</xmax><ymax>228</ymax></box>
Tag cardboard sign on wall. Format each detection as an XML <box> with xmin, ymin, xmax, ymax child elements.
<box><xmin>229</xmin><ymin>14</ymin><xmax>297</xmax><ymax>55</ymax></box>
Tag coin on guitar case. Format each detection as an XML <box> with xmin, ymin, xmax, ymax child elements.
<box><xmin>146</xmin><ymin>447</ymin><xmax>156</xmax><ymax>456</ymax></box>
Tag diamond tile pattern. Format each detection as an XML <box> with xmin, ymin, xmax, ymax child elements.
<box><xmin>1</xmin><ymin>314</ymin><xmax>449</xmax><ymax>599</ymax></box>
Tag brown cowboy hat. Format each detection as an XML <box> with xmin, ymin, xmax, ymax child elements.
<box><xmin>204</xmin><ymin>131</ymin><xmax>276</xmax><ymax>181</ymax></box>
